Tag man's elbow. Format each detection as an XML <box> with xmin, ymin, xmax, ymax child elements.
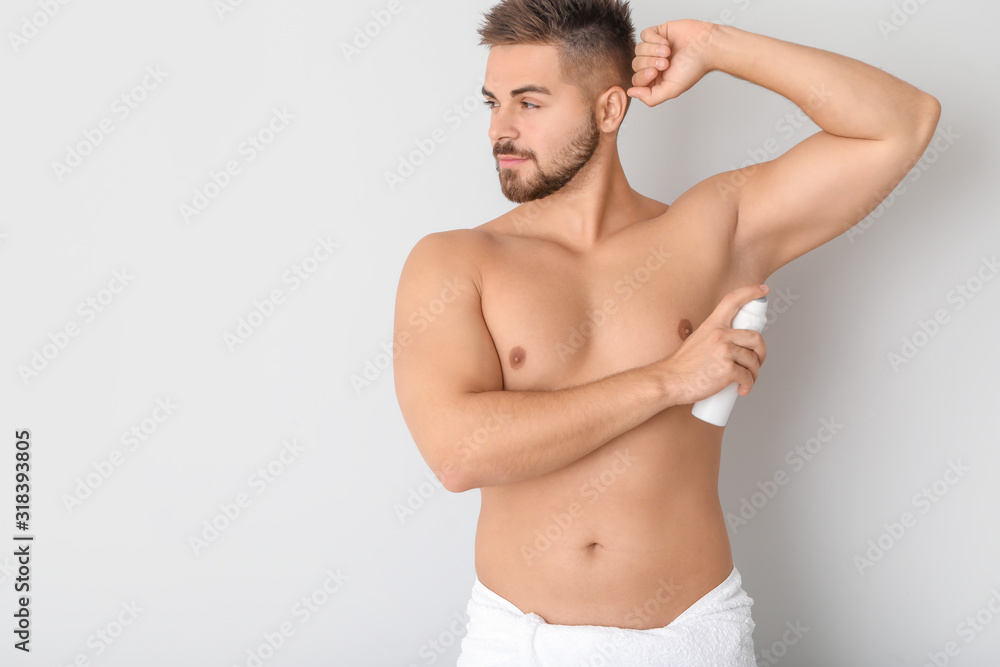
<box><xmin>436</xmin><ymin>459</ymin><xmax>474</xmax><ymax>494</ymax></box>
<box><xmin>912</xmin><ymin>94</ymin><xmax>942</xmax><ymax>147</ymax></box>
<box><xmin>423</xmin><ymin>443</ymin><xmax>476</xmax><ymax>493</ymax></box>
<box><xmin>403</xmin><ymin>407</ymin><xmax>485</xmax><ymax>493</ymax></box>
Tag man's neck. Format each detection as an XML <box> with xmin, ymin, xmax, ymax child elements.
<box><xmin>515</xmin><ymin>147</ymin><xmax>651</xmax><ymax>252</ymax></box>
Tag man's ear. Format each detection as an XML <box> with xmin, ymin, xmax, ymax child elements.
<box><xmin>596</xmin><ymin>86</ymin><xmax>628</xmax><ymax>133</ymax></box>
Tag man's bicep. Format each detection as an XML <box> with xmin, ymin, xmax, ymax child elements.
<box><xmin>392</xmin><ymin>232</ymin><xmax>503</xmax><ymax>456</ymax></box>
<box><xmin>732</xmin><ymin>129</ymin><xmax>929</xmax><ymax>277</ymax></box>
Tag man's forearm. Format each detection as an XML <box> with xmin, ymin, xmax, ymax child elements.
<box><xmin>705</xmin><ymin>24</ymin><xmax>939</xmax><ymax>141</ymax></box>
<box><xmin>438</xmin><ymin>361</ymin><xmax>677</xmax><ymax>492</ymax></box>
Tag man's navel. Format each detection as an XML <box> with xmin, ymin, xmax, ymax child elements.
<box><xmin>509</xmin><ymin>346</ymin><xmax>526</xmax><ymax>369</ymax></box>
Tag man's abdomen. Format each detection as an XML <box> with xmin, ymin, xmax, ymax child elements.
<box><xmin>473</xmin><ymin>408</ymin><xmax>735</xmax><ymax>629</ymax></box>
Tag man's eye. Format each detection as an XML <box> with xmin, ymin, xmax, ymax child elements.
<box><xmin>481</xmin><ymin>100</ymin><xmax>539</xmax><ymax>109</ymax></box>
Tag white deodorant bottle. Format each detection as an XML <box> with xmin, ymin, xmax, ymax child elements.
<box><xmin>691</xmin><ymin>295</ymin><xmax>769</xmax><ymax>427</ymax></box>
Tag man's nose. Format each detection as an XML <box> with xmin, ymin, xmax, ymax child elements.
<box><xmin>488</xmin><ymin>107</ymin><xmax>518</xmax><ymax>144</ymax></box>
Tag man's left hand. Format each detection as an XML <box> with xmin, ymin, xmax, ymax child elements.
<box><xmin>627</xmin><ymin>20</ymin><xmax>720</xmax><ymax>107</ymax></box>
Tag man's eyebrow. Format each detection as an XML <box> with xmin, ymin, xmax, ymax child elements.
<box><xmin>481</xmin><ymin>84</ymin><xmax>553</xmax><ymax>99</ymax></box>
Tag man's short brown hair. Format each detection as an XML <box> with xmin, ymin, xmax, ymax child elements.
<box><xmin>477</xmin><ymin>0</ymin><xmax>637</xmax><ymax>116</ymax></box>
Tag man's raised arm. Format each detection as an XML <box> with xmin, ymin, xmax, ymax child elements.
<box><xmin>629</xmin><ymin>20</ymin><xmax>941</xmax><ymax>278</ymax></box>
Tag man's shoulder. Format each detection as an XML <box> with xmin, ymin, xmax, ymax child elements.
<box><xmin>669</xmin><ymin>171</ymin><xmax>742</xmax><ymax>217</ymax></box>
<box><xmin>410</xmin><ymin>226</ymin><xmax>496</xmax><ymax>256</ymax></box>
<box><xmin>401</xmin><ymin>227</ymin><xmax>495</xmax><ymax>291</ymax></box>
<box><xmin>644</xmin><ymin>173</ymin><xmax>741</xmax><ymax>244</ymax></box>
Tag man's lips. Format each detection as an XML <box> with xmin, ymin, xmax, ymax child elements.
<box><xmin>497</xmin><ymin>155</ymin><xmax>529</xmax><ymax>167</ymax></box>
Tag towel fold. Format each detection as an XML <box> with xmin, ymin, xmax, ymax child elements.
<box><xmin>457</xmin><ymin>565</ymin><xmax>756</xmax><ymax>666</ymax></box>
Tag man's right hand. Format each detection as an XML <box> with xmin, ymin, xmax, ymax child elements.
<box><xmin>660</xmin><ymin>284</ymin><xmax>769</xmax><ymax>406</ymax></box>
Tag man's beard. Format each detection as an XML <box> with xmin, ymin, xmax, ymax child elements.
<box><xmin>495</xmin><ymin>112</ymin><xmax>601</xmax><ymax>204</ymax></box>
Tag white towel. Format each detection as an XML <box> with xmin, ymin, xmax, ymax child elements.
<box><xmin>456</xmin><ymin>565</ymin><xmax>756</xmax><ymax>666</ymax></box>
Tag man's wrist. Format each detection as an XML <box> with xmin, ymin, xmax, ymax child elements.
<box><xmin>652</xmin><ymin>359</ymin><xmax>680</xmax><ymax>410</ymax></box>
<box><xmin>701</xmin><ymin>22</ymin><xmax>739</xmax><ymax>75</ymax></box>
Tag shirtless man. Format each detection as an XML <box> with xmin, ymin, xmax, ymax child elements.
<box><xmin>393</xmin><ymin>1</ymin><xmax>940</xmax><ymax>663</ymax></box>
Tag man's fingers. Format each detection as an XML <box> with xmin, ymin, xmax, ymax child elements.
<box><xmin>714</xmin><ymin>284</ymin><xmax>769</xmax><ymax>327</ymax></box>
<box><xmin>632</xmin><ymin>55</ymin><xmax>668</xmax><ymax>71</ymax></box>
<box><xmin>723</xmin><ymin>342</ymin><xmax>760</xmax><ymax>396</ymax></box>
<box><xmin>722</xmin><ymin>330</ymin><xmax>767</xmax><ymax>384</ymax></box>
<box><xmin>630</xmin><ymin>67</ymin><xmax>657</xmax><ymax>86</ymax></box>
<box><xmin>626</xmin><ymin>86</ymin><xmax>650</xmax><ymax>103</ymax></box>
<box><xmin>635</xmin><ymin>41</ymin><xmax>670</xmax><ymax>57</ymax></box>
<box><xmin>732</xmin><ymin>334</ymin><xmax>764</xmax><ymax>377</ymax></box>
<box><xmin>639</xmin><ymin>25</ymin><xmax>667</xmax><ymax>44</ymax></box>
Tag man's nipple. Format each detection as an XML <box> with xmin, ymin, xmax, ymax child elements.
<box><xmin>678</xmin><ymin>318</ymin><xmax>693</xmax><ymax>341</ymax></box>
<box><xmin>509</xmin><ymin>346</ymin><xmax>526</xmax><ymax>369</ymax></box>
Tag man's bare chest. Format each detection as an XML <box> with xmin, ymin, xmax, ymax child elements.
<box><xmin>479</xmin><ymin>224</ymin><xmax>737</xmax><ymax>392</ymax></box>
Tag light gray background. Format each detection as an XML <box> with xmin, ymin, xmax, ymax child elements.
<box><xmin>1</xmin><ymin>0</ymin><xmax>997</xmax><ymax>665</ymax></box>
